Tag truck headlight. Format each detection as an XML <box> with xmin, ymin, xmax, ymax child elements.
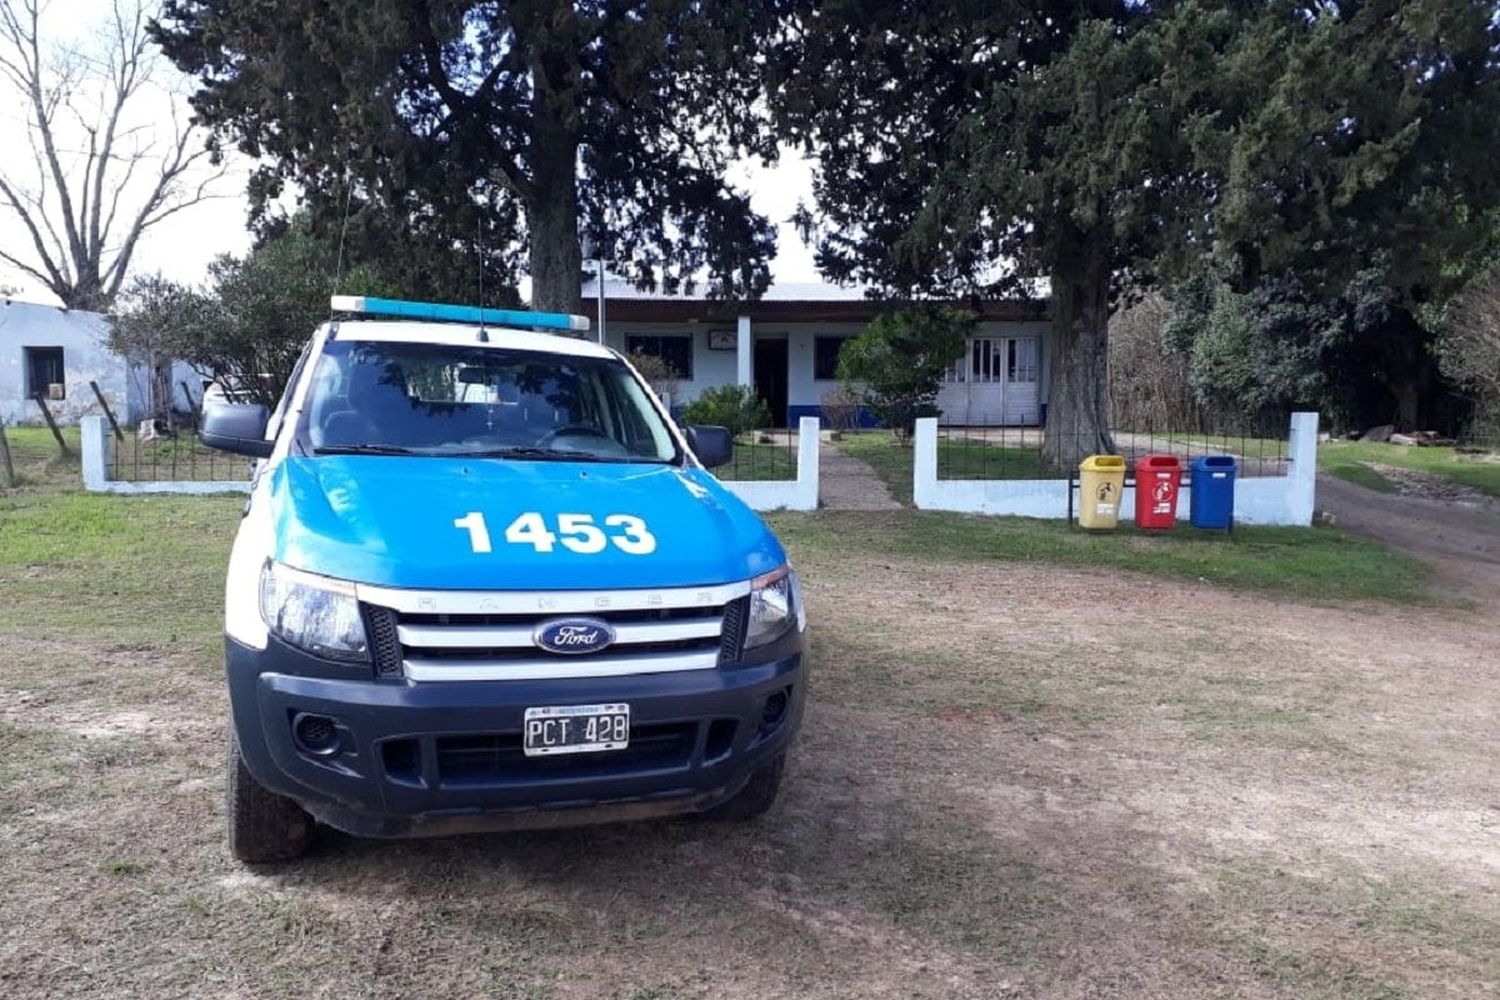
<box><xmin>259</xmin><ymin>561</ymin><xmax>369</xmax><ymax>662</ymax></box>
<box><xmin>745</xmin><ymin>565</ymin><xmax>802</xmax><ymax>649</ymax></box>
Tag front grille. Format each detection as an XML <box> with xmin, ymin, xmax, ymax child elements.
<box><xmin>359</xmin><ymin>587</ymin><xmax>747</xmax><ymax>682</ymax></box>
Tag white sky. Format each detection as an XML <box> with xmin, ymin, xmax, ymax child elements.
<box><xmin>0</xmin><ymin>0</ymin><xmax>821</xmax><ymax>307</ymax></box>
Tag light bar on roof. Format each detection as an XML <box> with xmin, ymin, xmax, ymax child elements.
<box><xmin>330</xmin><ymin>295</ymin><xmax>590</xmax><ymax>333</ymax></box>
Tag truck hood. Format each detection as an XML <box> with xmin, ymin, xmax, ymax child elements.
<box><xmin>266</xmin><ymin>455</ymin><xmax>786</xmax><ymax>591</ymax></box>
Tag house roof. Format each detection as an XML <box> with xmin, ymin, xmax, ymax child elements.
<box><xmin>577</xmin><ymin>279</ymin><xmax>1049</xmax><ymax>324</ymax></box>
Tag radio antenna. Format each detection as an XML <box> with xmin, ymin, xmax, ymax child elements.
<box><xmin>328</xmin><ymin>176</ymin><xmax>355</xmax><ymax>325</ymax></box>
<box><xmin>474</xmin><ymin>186</ymin><xmax>490</xmax><ymax>342</ymax></box>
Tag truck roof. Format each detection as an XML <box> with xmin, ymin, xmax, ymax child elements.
<box><xmin>325</xmin><ymin>320</ymin><xmax>617</xmax><ymax>360</ymax></box>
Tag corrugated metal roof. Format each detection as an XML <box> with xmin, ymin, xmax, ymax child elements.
<box><xmin>580</xmin><ymin>278</ymin><xmax>876</xmax><ymax>302</ymax></box>
<box><xmin>580</xmin><ymin>276</ymin><xmax>1051</xmax><ymax>302</ymax></box>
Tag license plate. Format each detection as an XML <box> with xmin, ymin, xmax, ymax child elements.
<box><xmin>523</xmin><ymin>703</ymin><xmax>630</xmax><ymax>757</ymax></box>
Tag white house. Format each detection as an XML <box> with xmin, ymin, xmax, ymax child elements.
<box><xmin>0</xmin><ymin>298</ymin><xmax>197</xmax><ymax>426</ymax></box>
<box><xmin>580</xmin><ymin>280</ymin><xmax>1052</xmax><ymax>426</ymax></box>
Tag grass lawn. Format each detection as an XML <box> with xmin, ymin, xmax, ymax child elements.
<box><xmin>769</xmin><ymin>508</ymin><xmax>1431</xmax><ymax>604</ymax></box>
<box><xmin>1319</xmin><ymin>440</ymin><xmax>1500</xmax><ymax>497</ymax></box>
<box><xmin>0</xmin><ymin>485</ymin><xmax>1493</xmax><ymax>999</ymax></box>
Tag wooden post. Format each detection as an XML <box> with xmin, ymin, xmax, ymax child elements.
<box><xmin>180</xmin><ymin>380</ymin><xmax>200</xmax><ymax>428</ymax></box>
<box><xmin>88</xmin><ymin>380</ymin><xmax>125</xmax><ymax>442</ymax></box>
<box><xmin>0</xmin><ymin>419</ymin><xmax>15</xmax><ymax>487</ymax></box>
<box><xmin>31</xmin><ymin>393</ymin><xmax>69</xmax><ymax>456</ymax></box>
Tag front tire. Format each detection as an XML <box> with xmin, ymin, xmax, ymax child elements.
<box><xmin>226</xmin><ymin>730</ymin><xmax>312</xmax><ymax>864</ymax></box>
<box><xmin>702</xmin><ymin>753</ymin><xmax>786</xmax><ymax>822</ymax></box>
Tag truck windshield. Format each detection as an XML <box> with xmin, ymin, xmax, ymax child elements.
<box><xmin>298</xmin><ymin>340</ymin><xmax>679</xmax><ymax>464</ymax></box>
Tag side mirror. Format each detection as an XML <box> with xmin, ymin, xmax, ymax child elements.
<box><xmin>685</xmin><ymin>425</ymin><xmax>733</xmax><ymax>469</ymax></box>
<box><xmin>201</xmin><ymin>402</ymin><xmax>273</xmax><ymax>458</ymax></box>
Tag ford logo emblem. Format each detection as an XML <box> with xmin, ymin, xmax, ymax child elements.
<box><xmin>534</xmin><ymin>617</ymin><xmax>616</xmax><ymax>656</ymax></box>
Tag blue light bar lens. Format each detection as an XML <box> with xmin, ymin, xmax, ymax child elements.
<box><xmin>331</xmin><ymin>295</ymin><xmax>589</xmax><ymax>333</ymax></box>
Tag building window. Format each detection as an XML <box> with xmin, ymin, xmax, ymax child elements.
<box><xmin>1007</xmin><ymin>338</ymin><xmax>1039</xmax><ymax>383</ymax></box>
<box><xmin>24</xmin><ymin>347</ymin><xmax>65</xmax><ymax>399</ymax></box>
<box><xmin>625</xmin><ymin>334</ymin><xmax>693</xmax><ymax>379</ymax></box>
<box><xmin>813</xmin><ymin>336</ymin><xmax>850</xmax><ymax>381</ymax></box>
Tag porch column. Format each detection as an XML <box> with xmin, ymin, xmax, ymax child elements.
<box><xmin>736</xmin><ymin>314</ymin><xmax>752</xmax><ymax>387</ymax></box>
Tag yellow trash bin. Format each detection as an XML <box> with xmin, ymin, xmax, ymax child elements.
<box><xmin>1078</xmin><ymin>455</ymin><xmax>1126</xmax><ymax>530</ymax></box>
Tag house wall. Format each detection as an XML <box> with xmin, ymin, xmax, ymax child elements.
<box><xmin>604</xmin><ymin>316</ymin><xmax>1050</xmax><ymax>424</ymax></box>
<box><xmin>0</xmin><ymin>300</ymin><xmax>129</xmax><ymax>426</ymax></box>
<box><xmin>0</xmin><ymin>300</ymin><xmax>202</xmax><ymax>426</ymax></box>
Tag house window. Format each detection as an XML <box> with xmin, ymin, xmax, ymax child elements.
<box><xmin>813</xmin><ymin>336</ymin><xmax>850</xmax><ymax>380</ymax></box>
<box><xmin>625</xmin><ymin>334</ymin><xmax>693</xmax><ymax>379</ymax></box>
<box><xmin>24</xmin><ymin>347</ymin><xmax>65</xmax><ymax>399</ymax></box>
<box><xmin>1007</xmin><ymin>338</ymin><xmax>1039</xmax><ymax>383</ymax></box>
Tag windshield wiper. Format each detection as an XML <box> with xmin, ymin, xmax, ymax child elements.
<box><xmin>313</xmin><ymin>444</ymin><xmax>423</xmax><ymax>456</ymax></box>
<box><xmin>458</xmin><ymin>446</ymin><xmax>651</xmax><ymax>463</ymax></box>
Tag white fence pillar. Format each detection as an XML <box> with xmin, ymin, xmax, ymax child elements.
<box><xmin>913</xmin><ymin>417</ymin><xmax>938</xmax><ymax>509</ymax></box>
<box><xmin>80</xmin><ymin>415</ymin><xmax>110</xmax><ymax>491</ymax></box>
<box><xmin>1287</xmin><ymin>411</ymin><xmax>1319</xmax><ymax>524</ymax></box>
<box><xmin>736</xmin><ymin>315</ymin><xmax>753</xmax><ymax>387</ymax></box>
<box><xmin>797</xmin><ymin>415</ymin><xmax>820</xmax><ymax>505</ymax></box>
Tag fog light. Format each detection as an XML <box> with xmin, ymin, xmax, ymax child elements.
<box><xmin>293</xmin><ymin>713</ymin><xmax>340</xmax><ymax>756</ymax></box>
<box><xmin>761</xmin><ymin>689</ymin><xmax>789</xmax><ymax>729</ymax></box>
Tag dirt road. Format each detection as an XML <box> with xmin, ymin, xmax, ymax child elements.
<box><xmin>1316</xmin><ymin>473</ymin><xmax>1500</xmax><ymax>596</ymax></box>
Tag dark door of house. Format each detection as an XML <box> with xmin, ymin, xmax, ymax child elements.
<box><xmin>753</xmin><ymin>337</ymin><xmax>789</xmax><ymax>428</ymax></box>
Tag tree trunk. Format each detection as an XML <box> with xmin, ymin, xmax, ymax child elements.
<box><xmin>1042</xmin><ymin>227</ymin><xmax>1116</xmax><ymax>471</ymax></box>
<box><xmin>523</xmin><ymin>47</ymin><xmax>583</xmax><ymax>321</ymax></box>
<box><xmin>526</xmin><ymin>171</ymin><xmax>581</xmax><ymax>317</ymax></box>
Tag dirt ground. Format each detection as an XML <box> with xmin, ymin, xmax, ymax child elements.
<box><xmin>1317</xmin><ymin>472</ymin><xmax>1500</xmax><ymax>597</ymax></box>
<box><xmin>2</xmin><ymin>503</ymin><xmax>1498</xmax><ymax>998</ymax></box>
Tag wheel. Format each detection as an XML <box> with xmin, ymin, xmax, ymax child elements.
<box><xmin>226</xmin><ymin>729</ymin><xmax>312</xmax><ymax>864</ymax></box>
<box><xmin>701</xmin><ymin>753</ymin><xmax>786</xmax><ymax>822</ymax></box>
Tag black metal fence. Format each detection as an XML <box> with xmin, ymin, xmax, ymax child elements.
<box><xmin>937</xmin><ymin>412</ymin><xmax>1291</xmax><ymax>481</ymax></box>
<box><xmin>109</xmin><ymin>428</ymin><xmax>254</xmax><ymax>483</ymax></box>
<box><xmin>718</xmin><ymin>425</ymin><xmax>799</xmax><ymax>482</ymax></box>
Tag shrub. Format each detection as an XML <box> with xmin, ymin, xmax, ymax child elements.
<box><xmin>819</xmin><ymin>386</ymin><xmax>862</xmax><ymax>437</ymax></box>
<box><xmin>681</xmin><ymin>384</ymin><xmax>771</xmax><ymax>437</ymax></box>
<box><xmin>837</xmin><ymin>306</ymin><xmax>972</xmax><ymax>442</ymax></box>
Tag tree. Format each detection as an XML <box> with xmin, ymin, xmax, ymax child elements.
<box><xmin>110</xmin><ymin>221</ymin><xmax>396</xmax><ymax>407</ymax></box>
<box><xmin>151</xmin><ymin>1</ymin><xmax>780</xmax><ymax>314</ymax></box>
<box><xmin>109</xmin><ymin>272</ymin><xmax>210</xmax><ymax>422</ymax></box>
<box><xmin>0</xmin><ymin>0</ymin><xmax>222</xmax><ymax>310</ymax></box>
<box><xmin>837</xmin><ymin>306</ymin><xmax>971</xmax><ymax>442</ymax></box>
<box><xmin>775</xmin><ymin>1</ymin><xmax>1500</xmax><ymax>467</ymax></box>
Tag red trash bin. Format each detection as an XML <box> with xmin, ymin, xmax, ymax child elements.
<box><xmin>1134</xmin><ymin>455</ymin><xmax>1182</xmax><ymax>530</ymax></box>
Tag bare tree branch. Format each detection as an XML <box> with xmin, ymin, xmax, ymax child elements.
<box><xmin>0</xmin><ymin>0</ymin><xmax>225</xmax><ymax>309</ymax></box>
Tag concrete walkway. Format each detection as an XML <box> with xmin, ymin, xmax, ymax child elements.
<box><xmin>818</xmin><ymin>439</ymin><xmax>903</xmax><ymax>510</ymax></box>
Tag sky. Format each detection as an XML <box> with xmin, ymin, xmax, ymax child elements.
<box><xmin>0</xmin><ymin>0</ymin><xmax>823</xmax><ymax>308</ymax></box>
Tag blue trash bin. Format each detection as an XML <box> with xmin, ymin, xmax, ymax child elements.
<box><xmin>1190</xmin><ymin>455</ymin><xmax>1237</xmax><ymax>529</ymax></box>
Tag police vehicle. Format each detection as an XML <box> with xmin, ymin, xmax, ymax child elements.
<box><xmin>201</xmin><ymin>295</ymin><xmax>807</xmax><ymax>863</ymax></box>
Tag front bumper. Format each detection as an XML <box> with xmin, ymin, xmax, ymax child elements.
<box><xmin>226</xmin><ymin>637</ymin><xmax>805</xmax><ymax>838</ymax></box>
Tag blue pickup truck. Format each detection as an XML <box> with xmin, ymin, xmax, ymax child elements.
<box><xmin>201</xmin><ymin>296</ymin><xmax>807</xmax><ymax>862</ymax></box>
